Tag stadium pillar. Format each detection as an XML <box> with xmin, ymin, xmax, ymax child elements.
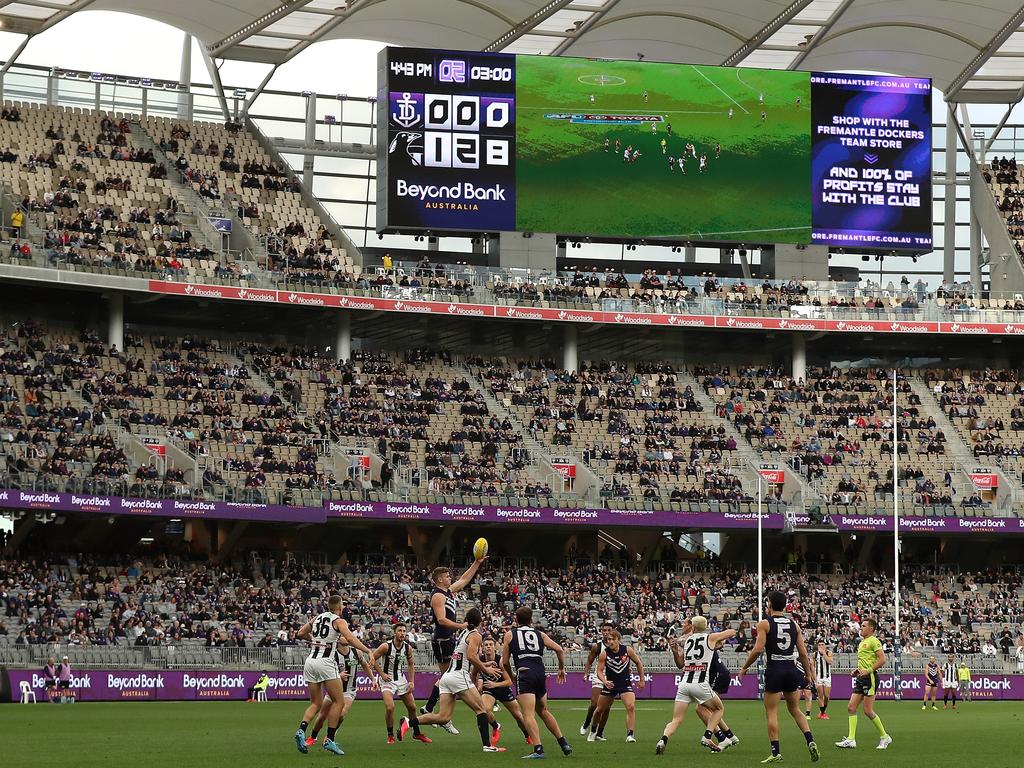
<box><xmin>178</xmin><ymin>33</ymin><xmax>192</xmax><ymax>121</ymax></box>
<box><xmin>563</xmin><ymin>325</ymin><xmax>578</xmax><ymax>373</ymax></box>
<box><xmin>303</xmin><ymin>93</ymin><xmax>316</xmax><ymax>189</ymax></box>
<box><xmin>944</xmin><ymin>105</ymin><xmax>958</xmax><ymax>285</ymax></box>
<box><xmin>684</xmin><ymin>244</ymin><xmax>696</xmax><ymax>263</ymax></box>
<box><xmin>2</xmin><ymin>516</ymin><xmax>35</xmax><ymax>555</ymax></box>
<box><xmin>335</xmin><ymin>311</ymin><xmax>351</xmax><ymax>362</ymax></box>
<box><xmin>107</xmin><ymin>293</ymin><xmax>124</xmax><ymax>353</ymax></box>
<box><xmin>970</xmin><ymin>207</ymin><xmax>983</xmax><ymax>294</ymax></box>
<box><xmin>791</xmin><ymin>333</ymin><xmax>806</xmax><ymax>383</ymax></box>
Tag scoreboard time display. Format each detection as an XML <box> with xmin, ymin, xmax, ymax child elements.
<box><xmin>377</xmin><ymin>48</ymin><xmax>932</xmax><ymax>251</ymax></box>
<box><xmin>377</xmin><ymin>48</ymin><xmax>517</xmax><ymax>231</ymax></box>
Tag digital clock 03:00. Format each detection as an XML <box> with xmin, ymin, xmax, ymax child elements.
<box><xmin>471</xmin><ymin>66</ymin><xmax>513</xmax><ymax>82</ymax></box>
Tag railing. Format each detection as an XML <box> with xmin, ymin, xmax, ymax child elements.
<box><xmin>1</xmin><ymin>642</ymin><xmax>1017</xmax><ymax>675</ymax></box>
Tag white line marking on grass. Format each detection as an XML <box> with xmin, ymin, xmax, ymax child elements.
<box><xmin>691</xmin><ymin>65</ymin><xmax>749</xmax><ymax>113</ymax></box>
<box><xmin>735</xmin><ymin>68</ymin><xmax>761</xmax><ymax>97</ymax></box>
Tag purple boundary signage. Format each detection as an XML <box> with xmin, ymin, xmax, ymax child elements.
<box><xmin>1</xmin><ymin>488</ymin><xmax>1022</xmax><ymax>534</ymax></box>
<box><xmin>6</xmin><ymin>669</ymin><xmax>1024</xmax><ymax>702</ymax></box>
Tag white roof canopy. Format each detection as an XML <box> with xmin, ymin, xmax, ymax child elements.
<box><xmin>2</xmin><ymin>0</ymin><xmax>1024</xmax><ymax>100</ymax></box>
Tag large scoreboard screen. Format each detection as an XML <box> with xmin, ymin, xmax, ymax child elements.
<box><xmin>378</xmin><ymin>48</ymin><xmax>932</xmax><ymax>250</ymax></box>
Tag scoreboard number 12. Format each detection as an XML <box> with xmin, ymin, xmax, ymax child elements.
<box><xmin>422</xmin><ymin>94</ymin><xmax>512</xmax><ymax>170</ymax></box>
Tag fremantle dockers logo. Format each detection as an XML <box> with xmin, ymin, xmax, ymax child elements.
<box><xmin>391</xmin><ymin>92</ymin><xmax>422</xmax><ymax>129</ymax></box>
<box><xmin>389</xmin><ymin>91</ymin><xmax>425</xmax><ymax>166</ymax></box>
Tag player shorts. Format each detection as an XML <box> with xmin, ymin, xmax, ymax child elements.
<box><xmin>382</xmin><ymin>676</ymin><xmax>411</xmax><ymax>697</ymax></box>
<box><xmin>44</xmin><ymin>678</ymin><xmax>57</xmax><ymax>689</ymax></box>
<box><xmin>516</xmin><ymin>667</ymin><xmax>548</xmax><ymax>699</ymax></box>
<box><xmin>765</xmin><ymin>663</ymin><xmax>804</xmax><ymax>694</ymax></box>
<box><xmin>304</xmin><ymin>656</ymin><xmax>340</xmax><ymax>684</ymax></box>
<box><xmin>710</xmin><ymin>669</ymin><xmax>731</xmax><ymax>695</ymax></box>
<box><xmin>852</xmin><ymin>671</ymin><xmax>878</xmax><ymax>697</ymax></box>
<box><xmin>589</xmin><ymin>673</ymin><xmax>603</xmax><ymax>689</ymax></box>
<box><xmin>483</xmin><ymin>684</ymin><xmax>517</xmax><ymax>704</ymax></box>
<box><xmin>438</xmin><ymin>669</ymin><xmax>473</xmax><ymax>696</ymax></box>
<box><xmin>942</xmin><ymin>678</ymin><xmax>958</xmax><ymax>690</ymax></box>
<box><xmin>342</xmin><ymin>687</ymin><xmax>358</xmax><ymax>701</ymax></box>
<box><xmin>58</xmin><ymin>680</ymin><xmax>71</xmax><ymax>689</ymax></box>
<box><xmin>432</xmin><ymin>637</ymin><xmax>456</xmax><ymax>665</ymax></box>
<box><xmin>817</xmin><ymin>676</ymin><xmax>832</xmax><ymax>688</ymax></box>
<box><xmin>601</xmin><ymin>685</ymin><xmax>633</xmax><ymax>698</ymax></box>
<box><xmin>925</xmin><ymin>676</ymin><xmax>937</xmax><ymax>688</ymax></box>
<box><xmin>675</xmin><ymin>680</ymin><xmax>715</xmax><ymax>705</ymax></box>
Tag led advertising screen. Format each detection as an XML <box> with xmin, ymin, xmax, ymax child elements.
<box><xmin>378</xmin><ymin>48</ymin><xmax>932</xmax><ymax>250</ymax></box>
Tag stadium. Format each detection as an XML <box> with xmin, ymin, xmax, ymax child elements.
<box><xmin>1</xmin><ymin>1</ymin><xmax>1024</xmax><ymax>767</ymax></box>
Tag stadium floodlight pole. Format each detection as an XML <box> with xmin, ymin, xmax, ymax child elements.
<box><xmin>756</xmin><ymin>475</ymin><xmax>763</xmax><ymax>622</ymax></box>
<box><xmin>892</xmin><ymin>367</ymin><xmax>902</xmax><ymax>699</ymax></box>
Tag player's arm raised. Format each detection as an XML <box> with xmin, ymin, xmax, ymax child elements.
<box><xmin>542</xmin><ymin>631</ymin><xmax>567</xmax><ymax>684</ymax></box>
<box><xmin>738</xmin><ymin>618</ymin><xmax>770</xmax><ymax>679</ymax></box>
<box><xmin>449</xmin><ymin>556</ymin><xmax>485</xmax><ymax>593</ymax></box>
<box><xmin>333</xmin><ymin>617</ymin><xmax>375</xmax><ymax>658</ymax></box>
<box><xmin>795</xmin><ymin>625</ymin><xmax>815</xmax><ymax>685</ymax></box>
<box><xmin>431</xmin><ymin>591</ymin><xmax>467</xmax><ymax>632</ymax></box>
<box><xmin>709</xmin><ymin>628</ymin><xmax>737</xmax><ymax>646</ymax></box>
<box><xmin>596</xmin><ymin>650</ymin><xmax>610</xmax><ymax>689</ymax></box>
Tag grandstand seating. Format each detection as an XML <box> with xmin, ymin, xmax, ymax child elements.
<box><xmin>1</xmin><ymin>555</ymin><xmax>1021</xmax><ymax>676</ymax></box>
<box><xmin>3</xmin><ymin>316</ymin><xmax>1024</xmax><ymax>515</ymax></box>
<box><xmin>467</xmin><ymin>357</ymin><xmax>754</xmax><ymax>509</ymax></box>
<box><xmin>712</xmin><ymin>366</ymin><xmax>971</xmax><ymax>508</ymax></box>
<box><xmin>140</xmin><ymin>115</ymin><xmax>357</xmax><ymax>283</ymax></box>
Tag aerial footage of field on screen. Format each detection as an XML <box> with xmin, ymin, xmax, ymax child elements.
<box><xmin>514</xmin><ymin>56</ymin><xmax>811</xmax><ymax>242</ymax></box>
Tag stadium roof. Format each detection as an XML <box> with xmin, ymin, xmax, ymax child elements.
<box><xmin>2</xmin><ymin>0</ymin><xmax>1024</xmax><ymax>101</ymax></box>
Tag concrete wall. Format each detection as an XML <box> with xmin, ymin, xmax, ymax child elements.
<box><xmin>761</xmin><ymin>244</ymin><xmax>829</xmax><ymax>281</ymax></box>
<box><xmin>497</xmin><ymin>232</ymin><xmax>557</xmax><ymax>271</ymax></box>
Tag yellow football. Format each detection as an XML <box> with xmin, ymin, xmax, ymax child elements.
<box><xmin>473</xmin><ymin>537</ymin><xmax>489</xmax><ymax>560</ymax></box>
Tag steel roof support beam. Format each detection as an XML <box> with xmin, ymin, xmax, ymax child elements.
<box><xmin>787</xmin><ymin>0</ymin><xmax>855</xmax><ymax>70</ymax></box>
<box><xmin>721</xmin><ymin>0</ymin><xmax>815</xmax><ymax>67</ymax></box>
<box><xmin>283</xmin><ymin>0</ymin><xmax>374</xmax><ymax>64</ymax></box>
<box><xmin>946</xmin><ymin>5</ymin><xmax>1024</xmax><ymax>101</ymax></box>
<box><xmin>200</xmin><ymin>48</ymin><xmax>231</xmax><ymax>122</ymax></box>
<box><xmin>484</xmin><ymin>0</ymin><xmax>577</xmax><ymax>52</ymax></box>
<box><xmin>0</xmin><ymin>34</ymin><xmax>33</xmax><ymax>79</ymax></box>
<box><xmin>551</xmin><ymin>0</ymin><xmax>623</xmax><ymax>56</ymax></box>
<box><xmin>208</xmin><ymin>1</ymin><xmax>315</xmax><ymax>58</ymax></box>
<box><xmin>37</xmin><ymin>0</ymin><xmax>97</xmax><ymax>33</ymax></box>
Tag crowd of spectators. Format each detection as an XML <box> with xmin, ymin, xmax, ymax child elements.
<box><xmin>2</xmin><ymin>554</ymin><xmax>1021</xmax><ymax>666</ymax></box>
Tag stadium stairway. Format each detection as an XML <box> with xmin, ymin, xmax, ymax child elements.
<box><xmin>677</xmin><ymin>369</ymin><xmax>818</xmax><ymax>506</ymax></box>
<box><xmin>456</xmin><ymin>361</ymin><xmax>602</xmax><ymax>504</ymax></box>
<box><xmin>909</xmin><ymin>373</ymin><xmax>1023</xmax><ymax>507</ymax></box>
<box><xmin>971</xmin><ymin>156</ymin><xmax>1024</xmax><ymax>296</ymax></box>
<box><xmin>243</xmin><ymin>117</ymin><xmax>363</xmax><ymax>264</ymax></box>
<box><xmin>128</xmin><ymin>122</ymin><xmax>261</xmax><ymax>270</ymax></box>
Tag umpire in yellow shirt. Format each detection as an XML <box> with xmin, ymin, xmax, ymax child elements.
<box><xmin>835</xmin><ymin>619</ymin><xmax>892</xmax><ymax>750</ymax></box>
<box><xmin>957</xmin><ymin>663</ymin><xmax>971</xmax><ymax>702</ymax></box>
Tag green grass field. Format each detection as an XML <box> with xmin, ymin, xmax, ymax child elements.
<box><xmin>514</xmin><ymin>57</ymin><xmax>811</xmax><ymax>242</ymax></box>
<box><xmin>3</xmin><ymin>698</ymin><xmax>1019</xmax><ymax>767</ymax></box>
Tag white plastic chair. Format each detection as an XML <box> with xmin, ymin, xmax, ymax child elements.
<box><xmin>20</xmin><ymin>681</ymin><xmax>36</xmax><ymax>704</ymax></box>
<box><xmin>255</xmin><ymin>688</ymin><xmax>267</xmax><ymax>702</ymax></box>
